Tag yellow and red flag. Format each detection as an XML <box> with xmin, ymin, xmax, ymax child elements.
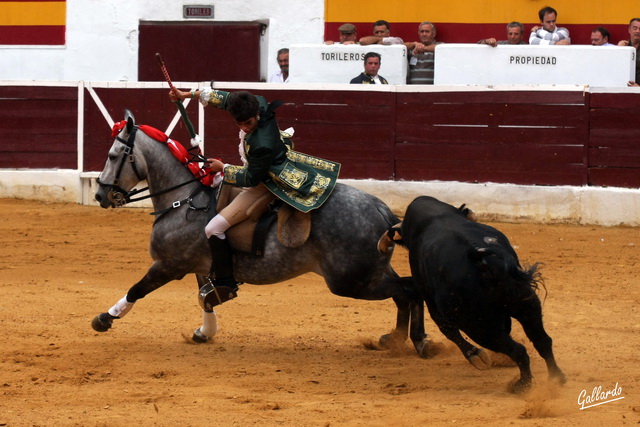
<box><xmin>0</xmin><ymin>0</ymin><xmax>66</xmax><ymax>45</ymax></box>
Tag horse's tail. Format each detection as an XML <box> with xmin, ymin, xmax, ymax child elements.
<box><xmin>375</xmin><ymin>202</ymin><xmax>400</xmax><ymax>228</ymax></box>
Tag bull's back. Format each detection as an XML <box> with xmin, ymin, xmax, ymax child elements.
<box><xmin>402</xmin><ymin>199</ymin><xmax>527</xmax><ymax>305</ymax></box>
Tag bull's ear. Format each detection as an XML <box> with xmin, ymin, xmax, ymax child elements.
<box><xmin>458</xmin><ymin>204</ymin><xmax>477</xmax><ymax>222</ymax></box>
<box><xmin>390</xmin><ymin>223</ymin><xmax>403</xmax><ymax>241</ymax></box>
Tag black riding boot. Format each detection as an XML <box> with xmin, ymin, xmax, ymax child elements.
<box><xmin>199</xmin><ymin>237</ymin><xmax>240</xmax><ymax>310</ymax></box>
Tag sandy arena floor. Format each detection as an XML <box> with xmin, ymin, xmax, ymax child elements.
<box><xmin>0</xmin><ymin>198</ymin><xmax>638</xmax><ymax>426</ymax></box>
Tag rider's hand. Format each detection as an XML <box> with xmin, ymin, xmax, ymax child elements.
<box><xmin>169</xmin><ymin>87</ymin><xmax>185</xmax><ymax>102</ymax></box>
<box><xmin>206</xmin><ymin>158</ymin><xmax>224</xmax><ymax>173</ymax></box>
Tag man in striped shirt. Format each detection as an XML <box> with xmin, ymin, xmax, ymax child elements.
<box><xmin>529</xmin><ymin>6</ymin><xmax>571</xmax><ymax>45</ymax></box>
<box><xmin>406</xmin><ymin>21</ymin><xmax>443</xmax><ymax>85</ymax></box>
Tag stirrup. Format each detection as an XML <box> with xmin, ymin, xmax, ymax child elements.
<box><xmin>198</xmin><ymin>278</ymin><xmax>238</xmax><ymax>311</ymax></box>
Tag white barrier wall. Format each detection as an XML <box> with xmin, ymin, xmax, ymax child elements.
<box><xmin>435</xmin><ymin>45</ymin><xmax>635</xmax><ymax>87</ymax></box>
<box><xmin>289</xmin><ymin>44</ymin><xmax>408</xmax><ymax>84</ymax></box>
<box><xmin>0</xmin><ymin>0</ymin><xmax>325</xmax><ymax>82</ymax></box>
<box><xmin>2</xmin><ymin>169</ymin><xmax>638</xmax><ymax>226</ymax></box>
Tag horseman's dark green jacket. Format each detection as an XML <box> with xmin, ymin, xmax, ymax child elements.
<box><xmin>202</xmin><ymin>88</ymin><xmax>340</xmax><ymax>213</ymax></box>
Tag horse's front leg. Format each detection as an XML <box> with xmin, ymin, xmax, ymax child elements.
<box><xmin>91</xmin><ymin>262</ymin><xmax>184</xmax><ymax>333</ymax></box>
<box><xmin>192</xmin><ymin>274</ymin><xmax>219</xmax><ymax>343</ymax></box>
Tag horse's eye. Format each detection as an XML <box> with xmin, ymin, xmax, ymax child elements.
<box><xmin>108</xmin><ymin>153</ymin><xmax>118</xmax><ymax>161</ymax></box>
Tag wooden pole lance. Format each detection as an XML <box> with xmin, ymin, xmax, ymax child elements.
<box><xmin>156</xmin><ymin>53</ymin><xmax>197</xmax><ymax>141</ymax></box>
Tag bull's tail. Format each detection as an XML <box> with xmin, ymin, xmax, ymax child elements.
<box><xmin>523</xmin><ymin>262</ymin><xmax>547</xmax><ymax>301</ymax></box>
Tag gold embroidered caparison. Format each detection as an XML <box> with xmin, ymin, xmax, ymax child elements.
<box><xmin>270</xmin><ymin>173</ymin><xmax>333</xmax><ymax>207</ymax></box>
<box><xmin>277</xmin><ymin>162</ymin><xmax>308</xmax><ymax>189</ymax></box>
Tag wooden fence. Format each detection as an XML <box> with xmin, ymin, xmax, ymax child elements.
<box><xmin>1</xmin><ymin>83</ymin><xmax>639</xmax><ymax>189</ymax></box>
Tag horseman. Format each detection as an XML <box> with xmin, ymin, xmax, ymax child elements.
<box><xmin>169</xmin><ymin>87</ymin><xmax>340</xmax><ymax>304</ymax></box>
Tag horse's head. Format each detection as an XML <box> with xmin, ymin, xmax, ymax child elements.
<box><xmin>95</xmin><ymin>110</ymin><xmax>149</xmax><ymax>208</ymax></box>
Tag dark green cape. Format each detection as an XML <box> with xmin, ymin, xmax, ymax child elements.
<box><xmin>207</xmin><ymin>89</ymin><xmax>340</xmax><ymax>213</ymax></box>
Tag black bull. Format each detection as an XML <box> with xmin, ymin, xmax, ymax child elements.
<box><xmin>393</xmin><ymin>196</ymin><xmax>566</xmax><ymax>393</ymax></box>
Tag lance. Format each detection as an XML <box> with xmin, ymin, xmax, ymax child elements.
<box><xmin>155</xmin><ymin>53</ymin><xmax>198</xmax><ymax>142</ymax></box>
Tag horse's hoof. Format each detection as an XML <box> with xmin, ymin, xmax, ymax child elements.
<box><xmin>192</xmin><ymin>327</ymin><xmax>211</xmax><ymax>343</ymax></box>
<box><xmin>91</xmin><ymin>313</ymin><xmax>115</xmax><ymax>332</ymax></box>
<box><xmin>468</xmin><ymin>348</ymin><xmax>492</xmax><ymax>370</ymax></box>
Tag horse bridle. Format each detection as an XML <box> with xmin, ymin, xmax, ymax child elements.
<box><xmin>97</xmin><ymin>124</ymin><xmax>211</xmax><ymax>212</ymax></box>
<box><xmin>96</xmin><ymin>125</ymin><xmax>146</xmax><ymax>207</ymax></box>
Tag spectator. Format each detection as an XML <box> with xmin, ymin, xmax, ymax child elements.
<box><xmin>478</xmin><ymin>22</ymin><xmax>526</xmax><ymax>46</ymax></box>
<box><xmin>350</xmin><ymin>52</ymin><xmax>389</xmax><ymax>84</ymax></box>
<box><xmin>529</xmin><ymin>6</ymin><xmax>571</xmax><ymax>45</ymax></box>
<box><xmin>359</xmin><ymin>20</ymin><xmax>404</xmax><ymax>45</ymax></box>
<box><xmin>268</xmin><ymin>48</ymin><xmax>289</xmax><ymax>83</ymax></box>
<box><xmin>618</xmin><ymin>18</ymin><xmax>640</xmax><ymax>85</ymax></box>
<box><xmin>325</xmin><ymin>23</ymin><xmax>358</xmax><ymax>45</ymax></box>
<box><xmin>591</xmin><ymin>26</ymin><xmax>615</xmax><ymax>46</ymax></box>
<box><xmin>405</xmin><ymin>21</ymin><xmax>442</xmax><ymax>85</ymax></box>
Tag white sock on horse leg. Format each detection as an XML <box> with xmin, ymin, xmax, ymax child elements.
<box><xmin>200</xmin><ymin>309</ymin><xmax>218</xmax><ymax>337</ymax></box>
<box><xmin>107</xmin><ymin>295</ymin><xmax>135</xmax><ymax>318</ymax></box>
<box><xmin>205</xmin><ymin>215</ymin><xmax>230</xmax><ymax>239</ymax></box>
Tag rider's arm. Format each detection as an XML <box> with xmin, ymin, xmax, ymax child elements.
<box><xmin>169</xmin><ymin>87</ymin><xmax>229</xmax><ymax>110</ymax></box>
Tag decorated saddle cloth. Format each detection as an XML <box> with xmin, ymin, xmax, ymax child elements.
<box><xmin>263</xmin><ymin>148</ymin><xmax>341</xmax><ymax>213</ymax></box>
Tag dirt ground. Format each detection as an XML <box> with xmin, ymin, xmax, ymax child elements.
<box><xmin>0</xmin><ymin>197</ymin><xmax>638</xmax><ymax>426</ymax></box>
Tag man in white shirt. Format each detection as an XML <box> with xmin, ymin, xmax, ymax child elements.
<box><xmin>268</xmin><ymin>48</ymin><xmax>289</xmax><ymax>83</ymax></box>
<box><xmin>591</xmin><ymin>27</ymin><xmax>615</xmax><ymax>46</ymax></box>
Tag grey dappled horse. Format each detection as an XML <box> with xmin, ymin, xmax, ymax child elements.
<box><xmin>92</xmin><ymin>111</ymin><xmax>428</xmax><ymax>356</ymax></box>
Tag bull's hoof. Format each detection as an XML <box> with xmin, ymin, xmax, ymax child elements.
<box><xmin>509</xmin><ymin>377</ymin><xmax>533</xmax><ymax>394</ymax></box>
<box><xmin>468</xmin><ymin>348</ymin><xmax>492</xmax><ymax>370</ymax></box>
<box><xmin>91</xmin><ymin>312</ymin><xmax>116</xmax><ymax>332</ymax></box>
<box><xmin>413</xmin><ymin>338</ymin><xmax>431</xmax><ymax>359</ymax></box>
<box><xmin>378</xmin><ymin>332</ymin><xmax>406</xmax><ymax>350</ymax></box>
<box><xmin>549</xmin><ymin>369</ymin><xmax>567</xmax><ymax>386</ymax></box>
<box><xmin>192</xmin><ymin>327</ymin><xmax>212</xmax><ymax>344</ymax></box>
